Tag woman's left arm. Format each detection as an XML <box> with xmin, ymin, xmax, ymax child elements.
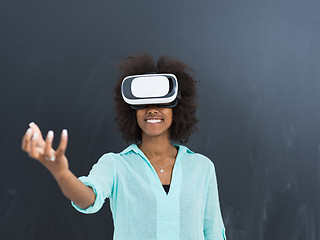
<box><xmin>203</xmin><ymin>163</ymin><xmax>227</xmax><ymax>240</ymax></box>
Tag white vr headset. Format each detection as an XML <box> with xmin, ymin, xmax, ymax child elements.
<box><xmin>121</xmin><ymin>73</ymin><xmax>180</xmax><ymax>109</ymax></box>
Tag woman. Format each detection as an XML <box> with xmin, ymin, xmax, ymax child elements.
<box><xmin>21</xmin><ymin>53</ymin><xmax>226</xmax><ymax>239</ymax></box>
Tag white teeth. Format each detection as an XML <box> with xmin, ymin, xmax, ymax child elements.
<box><xmin>146</xmin><ymin>119</ymin><xmax>162</xmax><ymax>124</ymax></box>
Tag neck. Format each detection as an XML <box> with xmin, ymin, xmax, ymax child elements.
<box><xmin>138</xmin><ymin>133</ymin><xmax>174</xmax><ymax>158</ymax></box>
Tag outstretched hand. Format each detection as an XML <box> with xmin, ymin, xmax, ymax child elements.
<box><xmin>21</xmin><ymin>122</ymin><xmax>69</xmax><ymax>179</ymax></box>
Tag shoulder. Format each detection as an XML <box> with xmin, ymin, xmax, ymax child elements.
<box><xmin>178</xmin><ymin>145</ymin><xmax>216</xmax><ymax>171</ymax></box>
<box><xmin>98</xmin><ymin>152</ymin><xmax>119</xmax><ymax>162</ymax></box>
<box><xmin>97</xmin><ymin>144</ymin><xmax>138</xmax><ymax>163</ymax></box>
<box><xmin>191</xmin><ymin>152</ymin><xmax>216</xmax><ymax>173</ymax></box>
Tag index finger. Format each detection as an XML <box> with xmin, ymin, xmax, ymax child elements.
<box><xmin>56</xmin><ymin>129</ymin><xmax>68</xmax><ymax>158</ymax></box>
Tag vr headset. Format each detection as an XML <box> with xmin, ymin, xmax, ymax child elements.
<box><xmin>121</xmin><ymin>73</ymin><xmax>180</xmax><ymax>109</ymax></box>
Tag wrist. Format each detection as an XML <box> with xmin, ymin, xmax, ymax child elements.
<box><xmin>52</xmin><ymin>168</ymin><xmax>70</xmax><ymax>183</ymax></box>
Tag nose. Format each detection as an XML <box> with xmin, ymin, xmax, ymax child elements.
<box><xmin>147</xmin><ymin>105</ymin><xmax>159</xmax><ymax>114</ymax></box>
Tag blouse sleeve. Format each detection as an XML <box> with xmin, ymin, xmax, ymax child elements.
<box><xmin>71</xmin><ymin>153</ymin><xmax>116</xmax><ymax>214</ymax></box>
<box><xmin>203</xmin><ymin>162</ymin><xmax>227</xmax><ymax>240</ymax></box>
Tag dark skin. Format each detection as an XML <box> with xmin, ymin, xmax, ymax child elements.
<box><xmin>136</xmin><ymin>105</ymin><xmax>178</xmax><ymax>185</ymax></box>
<box><xmin>21</xmin><ymin>105</ymin><xmax>177</xmax><ymax>208</ymax></box>
<box><xmin>21</xmin><ymin>123</ymin><xmax>96</xmax><ymax>209</ymax></box>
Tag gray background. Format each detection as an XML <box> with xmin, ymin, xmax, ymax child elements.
<box><xmin>1</xmin><ymin>0</ymin><xmax>319</xmax><ymax>239</ymax></box>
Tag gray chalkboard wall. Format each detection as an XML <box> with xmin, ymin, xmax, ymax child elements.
<box><xmin>1</xmin><ymin>0</ymin><xmax>319</xmax><ymax>239</ymax></box>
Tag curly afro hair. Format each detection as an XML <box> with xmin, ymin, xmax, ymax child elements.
<box><xmin>113</xmin><ymin>53</ymin><xmax>198</xmax><ymax>144</ymax></box>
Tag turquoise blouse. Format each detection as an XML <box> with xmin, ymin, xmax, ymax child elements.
<box><xmin>72</xmin><ymin>144</ymin><xmax>226</xmax><ymax>240</ymax></box>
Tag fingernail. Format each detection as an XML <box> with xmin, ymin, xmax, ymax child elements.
<box><xmin>27</xmin><ymin>128</ymin><xmax>32</xmax><ymax>134</ymax></box>
<box><xmin>29</xmin><ymin>122</ymin><xmax>35</xmax><ymax>127</ymax></box>
<box><xmin>45</xmin><ymin>155</ymin><xmax>55</xmax><ymax>161</ymax></box>
<box><xmin>62</xmin><ymin>129</ymin><xmax>68</xmax><ymax>136</ymax></box>
<box><xmin>47</xmin><ymin>130</ymin><xmax>54</xmax><ymax>138</ymax></box>
<box><xmin>33</xmin><ymin>133</ymin><xmax>38</xmax><ymax>140</ymax></box>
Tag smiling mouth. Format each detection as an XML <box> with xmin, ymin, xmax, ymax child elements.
<box><xmin>145</xmin><ymin>118</ymin><xmax>163</xmax><ymax>124</ymax></box>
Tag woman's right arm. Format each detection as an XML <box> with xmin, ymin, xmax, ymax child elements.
<box><xmin>21</xmin><ymin>122</ymin><xmax>96</xmax><ymax>209</ymax></box>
